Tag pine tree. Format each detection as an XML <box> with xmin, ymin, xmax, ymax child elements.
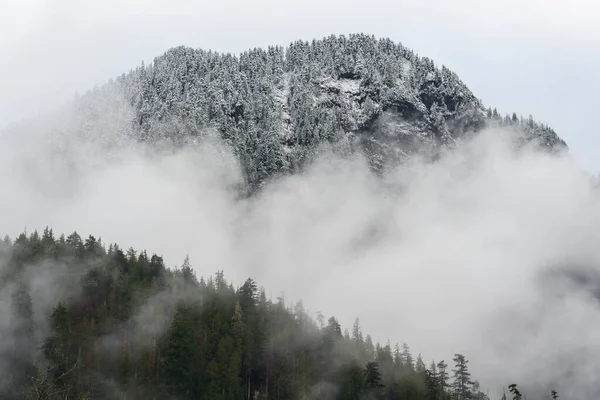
<box><xmin>7</xmin><ymin>281</ymin><xmax>36</xmax><ymax>390</ymax></box>
<box><xmin>0</xmin><ymin>227</ymin><xmax>537</xmax><ymax>399</ymax></box>
<box><xmin>337</xmin><ymin>362</ymin><xmax>365</xmax><ymax>400</ymax></box>
<box><xmin>508</xmin><ymin>383</ymin><xmax>522</xmax><ymax>400</ymax></box>
<box><xmin>41</xmin><ymin>302</ymin><xmax>80</xmax><ymax>397</ymax></box>
<box><xmin>180</xmin><ymin>254</ymin><xmax>198</xmax><ymax>286</ymax></box>
<box><xmin>452</xmin><ymin>354</ymin><xmax>474</xmax><ymax>400</ymax></box>
<box><xmin>364</xmin><ymin>335</ymin><xmax>376</xmax><ymax>360</ymax></box>
<box><xmin>393</xmin><ymin>344</ymin><xmax>403</xmax><ymax>369</ymax></box>
<box><xmin>364</xmin><ymin>361</ymin><xmax>384</xmax><ymax>399</ymax></box>
<box><xmin>162</xmin><ymin>305</ymin><xmax>195</xmax><ymax>396</ymax></box>
<box><xmin>352</xmin><ymin>317</ymin><xmax>363</xmax><ymax>344</ymax></box>
<box><xmin>437</xmin><ymin>360</ymin><xmax>450</xmax><ymax>399</ymax></box>
<box><xmin>415</xmin><ymin>353</ymin><xmax>427</xmax><ymax>375</ymax></box>
<box><xmin>401</xmin><ymin>343</ymin><xmax>414</xmax><ymax>372</ymax></box>
<box><xmin>425</xmin><ymin>368</ymin><xmax>441</xmax><ymax>400</ymax></box>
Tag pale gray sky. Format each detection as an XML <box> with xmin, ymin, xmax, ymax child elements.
<box><xmin>1</xmin><ymin>0</ymin><xmax>599</xmax><ymax>169</ymax></box>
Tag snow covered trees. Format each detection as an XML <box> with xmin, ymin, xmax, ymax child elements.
<box><xmin>72</xmin><ymin>34</ymin><xmax>564</xmax><ymax>192</ymax></box>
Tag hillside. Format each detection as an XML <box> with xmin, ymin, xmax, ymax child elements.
<box><xmin>0</xmin><ymin>34</ymin><xmax>581</xmax><ymax>400</ymax></box>
<box><xmin>0</xmin><ymin>228</ymin><xmax>546</xmax><ymax>400</ymax></box>
<box><xmin>72</xmin><ymin>33</ymin><xmax>566</xmax><ymax>190</ymax></box>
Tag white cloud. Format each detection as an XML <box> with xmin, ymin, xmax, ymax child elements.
<box><xmin>2</xmin><ymin>92</ymin><xmax>600</xmax><ymax>397</ymax></box>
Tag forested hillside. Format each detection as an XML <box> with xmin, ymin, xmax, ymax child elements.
<box><xmin>0</xmin><ymin>229</ymin><xmax>556</xmax><ymax>399</ymax></box>
<box><xmin>0</xmin><ymin>33</ymin><xmax>571</xmax><ymax>400</ymax></box>
<box><xmin>70</xmin><ymin>34</ymin><xmax>566</xmax><ymax>191</ymax></box>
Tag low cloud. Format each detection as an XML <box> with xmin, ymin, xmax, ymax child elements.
<box><xmin>0</xmin><ymin>93</ymin><xmax>599</xmax><ymax>398</ymax></box>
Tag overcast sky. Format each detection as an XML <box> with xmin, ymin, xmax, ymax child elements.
<box><xmin>1</xmin><ymin>0</ymin><xmax>599</xmax><ymax>169</ymax></box>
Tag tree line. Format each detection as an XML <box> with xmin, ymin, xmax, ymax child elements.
<box><xmin>0</xmin><ymin>228</ymin><xmax>560</xmax><ymax>399</ymax></box>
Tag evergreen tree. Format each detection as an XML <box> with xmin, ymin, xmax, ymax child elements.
<box><xmin>162</xmin><ymin>305</ymin><xmax>195</xmax><ymax>396</ymax></box>
<box><xmin>508</xmin><ymin>383</ymin><xmax>522</xmax><ymax>400</ymax></box>
<box><xmin>452</xmin><ymin>354</ymin><xmax>474</xmax><ymax>400</ymax></box>
<box><xmin>437</xmin><ymin>359</ymin><xmax>449</xmax><ymax>396</ymax></box>
<box><xmin>415</xmin><ymin>353</ymin><xmax>427</xmax><ymax>375</ymax></box>
<box><xmin>401</xmin><ymin>343</ymin><xmax>414</xmax><ymax>372</ymax></box>
<box><xmin>4</xmin><ymin>281</ymin><xmax>36</xmax><ymax>396</ymax></box>
<box><xmin>364</xmin><ymin>361</ymin><xmax>384</xmax><ymax>400</ymax></box>
<box><xmin>0</xmin><ymin>227</ymin><xmax>560</xmax><ymax>400</ymax></box>
<box><xmin>425</xmin><ymin>368</ymin><xmax>440</xmax><ymax>400</ymax></box>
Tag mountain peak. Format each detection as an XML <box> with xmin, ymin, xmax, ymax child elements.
<box><xmin>76</xmin><ymin>33</ymin><xmax>566</xmax><ymax>189</ymax></box>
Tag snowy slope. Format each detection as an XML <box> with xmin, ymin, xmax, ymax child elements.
<box><xmin>35</xmin><ymin>34</ymin><xmax>569</xmax><ymax>188</ymax></box>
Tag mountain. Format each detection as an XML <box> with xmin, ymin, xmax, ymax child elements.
<box><xmin>71</xmin><ymin>33</ymin><xmax>566</xmax><ymax>190</ymax></box>
<box><xmin>0</xmin><ymin>35</ymin><xmax>575</xmax><ymax>399</ymax></box>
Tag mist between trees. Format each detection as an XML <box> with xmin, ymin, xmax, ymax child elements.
<box><xmin>0</xmin><ymin>124</ymin><xmax>597</xmax><ymax>399</ymax></box>
<box><xmin>0</xmin><ymin>51</ymin><xmax>597</xmax><ymax>396</ymax></box>
<box><xmin>0</xmin><ymin>229</ymin><xmax>562</xmax><ymax>400</ymax></box>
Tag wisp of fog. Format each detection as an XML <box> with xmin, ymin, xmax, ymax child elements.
<box><xmin>1</xmin><ymin>91</ymin><xmax>598</xmax><ymax>398</ymax></box>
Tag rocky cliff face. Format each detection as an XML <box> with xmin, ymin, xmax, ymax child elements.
<box><xmin>64</xmin><ymin>34</ymin><xmax>567</xmax><ymax>188</ymax></box>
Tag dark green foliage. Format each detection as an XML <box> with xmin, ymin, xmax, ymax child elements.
<box><xmin>363</xmin><ymin>361</ymin><xmax>385</xmax><ymax>399</ymax></box>
<box><xmin>161</xmin><ymin>305</ymin><xmax>195</xmax><ymax>396</ymax></box>
<box><xmin>425</xmin><ymin>368</ymin><xmax>440</xmax><ymax>400</ymax></box>
<box><xmin>336</xmin><ymin>362</ymin><xmax>365</xmax><ymax>400</ymax></box>
<box><xmin>0</xmin><ymin>280</ymin><xmax>37</xmax><ymax>399</ymax></box>
<box><xmin>0</xmin><ymin>229</ymin><xmax>559</xmax><ymax>399</ymax></box>
<box><xmin>437</xmin><ymin>360</ymin><xmax>450</xmax><ymax>398</ymax></box>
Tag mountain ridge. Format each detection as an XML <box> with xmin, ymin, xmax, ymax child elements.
<box><xmin>61</xmin><ymin>34</ymin><xmax>568</xmax><ymax>188</ymax></box>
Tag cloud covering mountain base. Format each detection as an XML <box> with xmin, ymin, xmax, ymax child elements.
<box><xmin>0</xmin><ymin>98</ymin><xmax>598</xmax><ymax>398</ymax></box>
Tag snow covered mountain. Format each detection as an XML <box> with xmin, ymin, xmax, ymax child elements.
<box><xmin>68</xmin><ymin>34</ymin><xmax>567</xmax><ymax>189</ymax></box>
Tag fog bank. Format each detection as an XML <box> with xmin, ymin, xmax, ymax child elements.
<box><xmin>1</xmin><ymin>96</ymin><xmax>598</xmax><ymax>398</ymax></box>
